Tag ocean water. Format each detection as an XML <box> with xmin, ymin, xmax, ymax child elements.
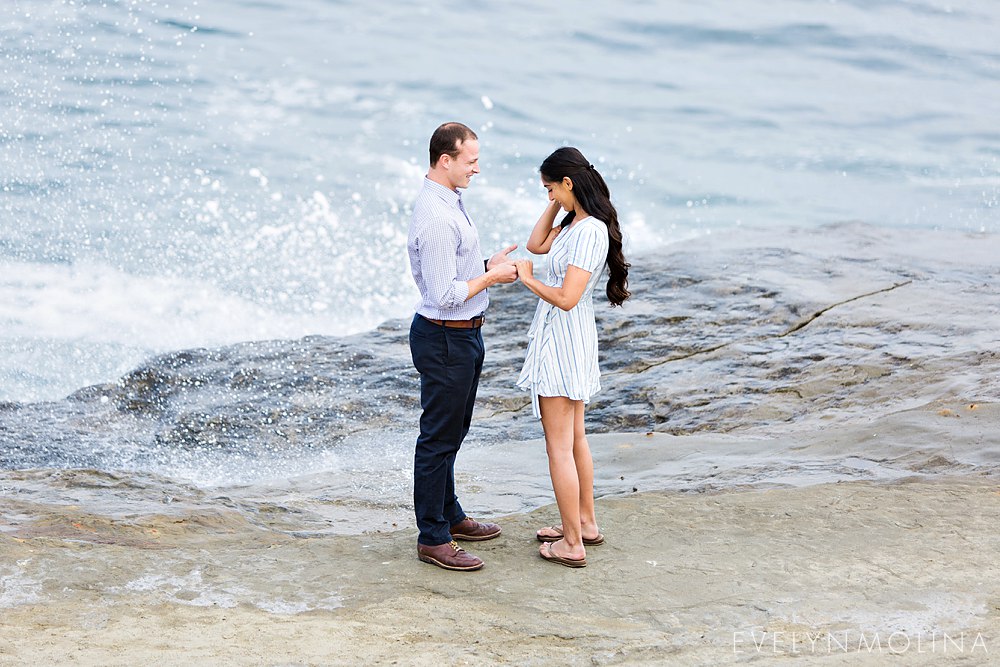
<box><xmin>3</xmin><ymin>0</ymin><xmax>999</xmax><ymax>403</ymax></box>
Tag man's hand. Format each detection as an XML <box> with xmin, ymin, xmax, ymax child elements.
<box><xmin>486</xmin><ymin>244</ymin><xmax>518</xmax><ymax>271</ymax></box>
<box><xmin>490</xmin><ymin>263</ymin><xmax>518</xmax><ymax>284</ymax></box>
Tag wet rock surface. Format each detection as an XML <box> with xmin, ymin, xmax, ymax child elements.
<box><xmin>1</xmin><ymin>223</ymin><xmax>998</xmax><ymax>474</ymax></box>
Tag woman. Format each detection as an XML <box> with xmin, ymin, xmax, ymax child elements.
<box><xmin>513</xmin><ymin>147</ymin><xmax>630</xmax><ymax>568</ymax></box>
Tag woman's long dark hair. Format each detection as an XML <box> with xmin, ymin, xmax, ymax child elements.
<box><xmin>540</xmin><ymin>147</ymin><xmax>630</xmax><ymax>306</ymax></box>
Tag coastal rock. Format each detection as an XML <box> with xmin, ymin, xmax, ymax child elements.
<box><xmin>1</xmin><ymin>223</ymin><xmax>998</xmax><ymax>476</ymax></box>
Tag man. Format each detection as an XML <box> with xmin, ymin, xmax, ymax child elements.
<box><xmin>407</xmin><ymin>122</ymin><xmax>517</xmax><ymax>571</ymax></box>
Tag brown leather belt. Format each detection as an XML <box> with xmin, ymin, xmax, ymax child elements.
<box><xmin>420</xmin><ymin>314</ymin><xmax>485</xmax><ymax>329</ymax></box>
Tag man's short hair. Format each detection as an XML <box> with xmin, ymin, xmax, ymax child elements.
<box><xmin>429</xmin><ymin>122</ymin><xmax>478</xmax><ymax>167</ymax></box>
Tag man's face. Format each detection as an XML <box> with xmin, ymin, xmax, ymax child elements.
<box><xmin>445</xmin><ymin>139</ymin><xmax>480</xmax><ymax>190</ymax></box>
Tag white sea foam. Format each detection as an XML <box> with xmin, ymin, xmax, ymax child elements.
<box><xmin>118</xmin><ymin>568</ymin><xmax>343</xmax><ymax>614</ymax></box>
<box><xmin>0</xmin><ymin>258</ymin><xmax>403</xmax><ymax>401</ymax></box>
<box><xmin>254</xmin><ymin>596</ymin><xmax>343</xmax><ymax>614</ymax></box>
<box><xmin>122</xmin><ymin>570</ymin><xmax>243</xmax><ymax>608</ymax></box>
<box><xmin>0</xmin><ymin>564</ymin><xmax>43</xmax><ymax>608</ymax></box>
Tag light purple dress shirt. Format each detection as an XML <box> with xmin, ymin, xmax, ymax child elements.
<box><xmin>407</xmin><ymin>177</ymin><xmax>489</xmax><ymax>320</ymax></box>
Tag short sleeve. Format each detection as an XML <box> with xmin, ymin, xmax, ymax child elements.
<box><xmin>568</xmin><ymin>221</ymin><xmax>609</xmax><ymax>274</ymax></box>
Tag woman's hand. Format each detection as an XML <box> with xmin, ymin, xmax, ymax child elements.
<box><xmin>514</xmin><ymin>259</ymin><xmax>534</xmax><ymax>282</ymax></box>
<box><xmin>525</xmin><ymin>201</ymin><xmax>563</xmax><ymax>254</ymax></box>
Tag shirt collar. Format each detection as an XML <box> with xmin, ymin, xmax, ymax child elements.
<box><xmin>423</xmin><ymin>177</ymin><xmax>462</xmax><ymax>208</ymax></box>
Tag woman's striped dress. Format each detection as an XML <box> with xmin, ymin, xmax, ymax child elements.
<box><xmin>516</xmin><ymin>216</ymin><xmax>609</xmax><ymax>419</ymax></box>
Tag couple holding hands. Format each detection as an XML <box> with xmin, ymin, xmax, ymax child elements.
<box><xmin>407</xmin><ymin>122</ymin><xmax>630</xmax><ymax>571</ymax></box>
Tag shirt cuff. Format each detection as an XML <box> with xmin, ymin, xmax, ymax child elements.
<box><xmin>452</xmin><ymin>280</ymin><xmax>470</xmax><ymax>305</ymax></box>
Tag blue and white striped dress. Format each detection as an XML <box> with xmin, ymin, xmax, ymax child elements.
<box><xmin>516</xmin><ymin>216</ymin><xmax>609</xmax><ymax>418</ymax></box>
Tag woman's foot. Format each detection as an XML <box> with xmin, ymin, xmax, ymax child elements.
<box><xmin>535</xmin><ymin>525</ymin><xmax>605</xmax><ymax>546</ymax></box>
<box><xmin>538</xmin><ymin>539</ymin><xmax>587</xmax><ymax>568</ymax></box>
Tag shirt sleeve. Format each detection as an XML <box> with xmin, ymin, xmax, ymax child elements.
<box><xmin>413</xmin><ymin>215</ymin><xmax>471</xmax><ymax>309</ymax></box>
<box><xmin>568</xmin><ymin>222</ymin><xmax>609</xmax><ymax>274</ymax></box>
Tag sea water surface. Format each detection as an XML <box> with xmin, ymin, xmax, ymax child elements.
<box><xmin>3</xmin><ymin>0</ymin><xmax>998</xmax><ymax>403</ymax></box>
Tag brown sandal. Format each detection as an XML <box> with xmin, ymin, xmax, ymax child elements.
<box><xmin>539</xmin><ymin>541</ymin><xmax>587</xmax><ymax>568</ymax></box>
<box><xmin>535</xmin><ymin>525</ymin><xmax>605</xmax><ymax>546</ymax></box>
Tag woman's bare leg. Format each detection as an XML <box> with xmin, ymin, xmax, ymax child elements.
<box><xmin>539</xmin><ymin>395</ymin><xmax>585</xmax><ymax>560</ymax></box>
<box><xmin>573</xmin><ymin>400</ymin><xmax>599</xmax><ymax>539</ymax></box>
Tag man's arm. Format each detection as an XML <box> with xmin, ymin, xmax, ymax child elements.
<box><xmin>416</xmin><ymin>220</ymin><xmax>517</xmax><ymax>306</ymax></box>
<box><xmin>469</xmin><ymin>244</ymin><xmax>518</xmax><ymax>298</ymax></box>
<box><xmin>467</xmin><ymin>262</ymin><xmax>517</xmax><ymax>299</ymax></box>
<box><xmin>415</xmin><ymin>217</ymin><xmax>471</xmax><ymax>309</ymax></box>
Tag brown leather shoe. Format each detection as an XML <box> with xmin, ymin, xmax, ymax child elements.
<box><xmin>417</xmin><ymin>541</ymin><xmax>484</xmax><ymax>571</ymax></box>
<box><xmin>450</xmin><ymin>517</ymin><xmax>501</xmax><ymax>542</ymax></box>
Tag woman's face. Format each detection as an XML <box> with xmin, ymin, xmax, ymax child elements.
<box><xmin>542</xmin><ymin>176</ymin><xmax>576</xmax><ymax>212</ymax></box>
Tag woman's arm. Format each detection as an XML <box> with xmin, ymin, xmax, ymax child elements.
<box><xmin>513</xmin><ymin>260</ymin><xmax>592</xmax><ymax>312</ymax></box>
<box><xmin>525</xmin><ymin>201</ymin><xmax>562</xmax><ymax>254</ymax></box>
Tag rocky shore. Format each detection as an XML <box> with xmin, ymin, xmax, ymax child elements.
<box><xmin>1</xmin><ymin>472</ymin><xmax>997</xmax><ymax>665</ymax></box>
<box><xmin>1</xmin><ymin>223</ymin><xmax>999</xmax><ymax>665</ymax></box>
